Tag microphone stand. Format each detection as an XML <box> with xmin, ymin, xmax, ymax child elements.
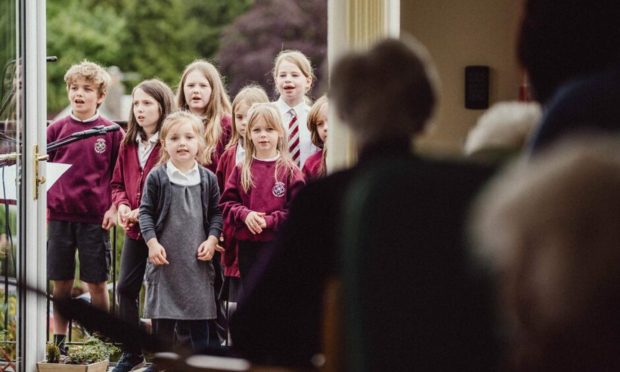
<box><xmin>47</xmin><ymin>125</ymin><xmax>120</xmax><ymax>153</ymax></box>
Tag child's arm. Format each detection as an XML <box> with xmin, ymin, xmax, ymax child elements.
<box><xmin>102</xmin><ymin>129</ymin><xmax>125</xmax><ymax>231</ymax></box>
<box><xmin>139</xmin><ymin>171</ymin><xmax>169</xmax><ymax>265</ymax></box>
<box><xmin>110</xmin><ymin>144</ymin><xmax>138</xmax><ymax>230</ymax></box>
<box><xmin>110</xmin><ymin>143</ymin><xmax>130</xmax><ymax>207</ymax></box>
<box><xmin>102</xmin><ymin>204</ymin><xmax>117</xmax><ymax>231</ymax></box>
<box><xmin>197</xmin><ymin>235</ymin><xmax>225</xmax><ymax>261</ymax></box>
<box><xmin>146</xmin><ymin>237</ymin><xmax>169</xmax><ymax>265</ymax></box>
<box><xmin>219</xmin><ymin>167</ymin><xmax>254</xmax><ymax>228</ymax></box>
<box><xmin>264</xmin><ymin>169</ymin><xmax>306</xmax><ymax>231</ymax></box>
<box><xmin>139</xmin><ymin>171</ymin><xmax>160</xmax><ymax>246</ymax></box>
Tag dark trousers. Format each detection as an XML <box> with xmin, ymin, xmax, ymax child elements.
<box><xmin>116</xmin><ymin>236</ymin><xmax>148</xmax><ymax>353</ymax></box>
<box><xmin>152</xmin><ymin>319</ymin><xmax>209</xmax><ymax>353</ymax></box>
<box><xmin>237</xmin><ymin>241</ymin><xmax>271</xmax><ymax>288</ymax></box>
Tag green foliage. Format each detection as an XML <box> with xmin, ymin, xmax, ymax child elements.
<box><xmin>46</xmin><ymin>0</ymin><xmax>252</xmax><ymax>115</ymax></box>
<box><xmin>0</xmin><ymin>291</ymin><xmax>16</xmax><ymax>360</ymax></box>
<box><xmin>47</xmin><ymin>0</ymin><xmax>127</xmax><ymax>115</ymax></box>
<box><xmin>217</xmin><ymin>0</ymin><xmax>327</xmax><ymax>97</ymax></box>
<box><xmin>0</xmin><ymin>0</ymin><xmax>17</xmax><ymax>120</ymax></box>
<box><xmin>66</xmin><ymin>335</ymin><xmax>119</xmax><ymax>364</ymax></box>
<box><xmin>46</xmin><ymin>342</ymin><xmax>60</xmax><ymax>363</ymax></box>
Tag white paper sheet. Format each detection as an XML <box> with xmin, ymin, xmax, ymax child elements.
<box><xmin>0</xmin><ymin>162</ymin><xmax>72</xmax><ymax>203</ymax></box>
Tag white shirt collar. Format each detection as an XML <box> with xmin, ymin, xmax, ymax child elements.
<box><xmin>166</xmin><ymin>160</ymin><xmax>200</xmax><ymax>186</ymax></box>
<box><xmin>275</xmin><ymin>97</ymin><xmax>309</xmax><ymax>116</ymax></box>
<box><xmin>136</xmin><ymin>132</ymin><xmax>160</xmax><ymax>144</ymax></box>
<box><xmin>70</xmin><ymin>111</ymin><xmax>100</xmax><ymax>123</ymax></box>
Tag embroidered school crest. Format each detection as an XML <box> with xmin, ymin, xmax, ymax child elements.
<box><xmin>94</xmin><ymin>138</ymin><xmax>106</xmax><ymax>154</ymax></box>
<box><xmin>272</xmin><ymin>181</ymin><xmax>286</xmax><ymax>198</ymax></box>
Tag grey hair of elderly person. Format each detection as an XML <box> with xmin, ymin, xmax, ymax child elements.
<box><xmin>329</xmin><ymin>35</ymin><xmax>440</xmax><ymax>148</ymax></box>
<box><xmin>469</xmin><ymin>135</ymin><xmax>620</xmax><ymax>371</ymax></box>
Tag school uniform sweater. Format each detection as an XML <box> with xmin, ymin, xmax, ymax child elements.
<box><xmin>215</xmin><ymin>144</ymin><xmax>238</xmax><ymax>193</ymax></box>
<box><xmin>215</xmin><ymin>143</ymin><xmax>245</xmax><ymax>277</ymax></box>
<box><xmin>47</xmin><ymin>115</ymin><xmax>123</xmax><ymax>224</ymax></box>
<box><xmin>301</xmin><ymin>148</ymin><xmax>323</xmax><ymax>181</ymax></box>
<box><xmin>204</xmin><ymin>114</ymin><xmax>232</xmax><ymax>174</ymax></box>
<box><xmin>111</xmin><ymin>141</ymin><xmax>161</xmax><ymax>240</ymax></box>
<box><xmin>219</xmin><ymin>158</ymin><xmax>305</xmax><ymax>243</ymax></box>
<box><xmin>139</xmin><ymin>164</ymin><xmax>223</xmax><ymax>244</ymax></box>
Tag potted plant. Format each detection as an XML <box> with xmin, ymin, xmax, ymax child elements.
<box><xmin>37</xmin><ymin>336</ymin><xmax>119</xmax><ymax>372</ymax></box>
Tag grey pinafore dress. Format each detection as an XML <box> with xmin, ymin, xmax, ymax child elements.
<box><xmin>144</xmin><ymin>183</ymin><xmax>216</xmax><ymax>320</ymax></box>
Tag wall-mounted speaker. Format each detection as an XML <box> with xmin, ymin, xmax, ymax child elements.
<box><xmin>465</xmin><ymin>65</ymin><xmax>490</xmax><ymax>109</ymax></box>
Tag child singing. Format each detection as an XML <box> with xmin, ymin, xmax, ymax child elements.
<box><xmin>302</xmin><ymin>95</ymin><xmax>328</xmax><ymax>180</ymax></box>
<box><xmin>219</xmin><ymin>103</ymin><xmax>305</xmax><ymax>285</ymax></box>
<box><xmin>139</xmin><ymin>111</ymin><xmax>223</xmax><ymax>353</ymax></box>
<box><xmin>111</xmin><ymin>79</ymin><xmax>175</xmax><ymax>371</ymax></box>
<box><xmin>176</xmin><ymin>60</ymin><xmax>232</xmax><ymax>173</ymax></box>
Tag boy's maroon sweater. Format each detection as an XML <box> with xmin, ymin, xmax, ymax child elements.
<box><xmin>47</xmin><ymin>115</ymin><xmax>123</xmax><ymax>224</ymax></box>
<box><xmin>219</xmin><ymin>158</ymin><xmax>305</xmax><ymax>242</ymax></box>
<box><xmin>111</xmin><ymin>141</ymin><xmax>161</xmax><ymax>240</ymax></box>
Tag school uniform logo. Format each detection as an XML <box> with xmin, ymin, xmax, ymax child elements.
<box><xmin>94</xmin><ymin>138</ymin><xmax>106</xmax><ymax>154</ymax></box>
<box><xmin>272</xmin><ymin>181</ymin><xmax>286</xmax><ymax>197</ymax></box>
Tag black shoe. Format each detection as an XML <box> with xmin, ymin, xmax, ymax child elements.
<box><xmin>112</xmin><ymin>352</ymin><xmax>145</xmax><ymax>372</ymax></box>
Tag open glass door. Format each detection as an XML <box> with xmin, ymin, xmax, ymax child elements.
<box><xmin>0</xmin><ymin>0</ymin><xmax>19</xmax><ymax>368</ymax></box>
<box><xmin>1</xmin><ymin>0</ymin><xmax>47</xmax><ymax>370</ymax></box>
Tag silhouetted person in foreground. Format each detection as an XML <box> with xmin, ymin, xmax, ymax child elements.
<box><xmin>231</xmin><ymin>36</ymin><xmax>499</xmax><ymax>370</ymax></box>
<box><xmin>471</xmin><ymin>136</ymin><xmax>620</xmax><ymax>371</ymax></box>
<box><xmin>518</xmin><ymin>0</ymin><xmax>620</xmax><ymax>152</ymax></box>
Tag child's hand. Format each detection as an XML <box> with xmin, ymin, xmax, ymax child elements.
<box><xmin>126</xmin><ymin>208</ymin><xmax>139</xmax><ymax>227</ymax></box>
<box><xmin>245</xmin><ymin>211</ymin><xmax>267</xmax><ymax>235</ymax></box>
<box><xmin>102</xmin><ymin>205</ymin><xmax>117</xmax><ymax>231</ymax></box>
<box><xmin>197</xmin><ymin>236</ymin><xmax>225</xmax><ymax>261</ymax></box>
<box><xmin>117</xmin><ymin>204</ymin><xmax>132</xmax><ymax>230</ymax></box>
<box><xmin>147</xmin><ymin>239</ymin><xmax>169</xmax><ymax>266</ymax></box>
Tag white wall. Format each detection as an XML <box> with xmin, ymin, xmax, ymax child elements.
<box><xmin>402</xmin><ymin>0</ymin><xmax>522</xmax><ymax>156</ymax></box>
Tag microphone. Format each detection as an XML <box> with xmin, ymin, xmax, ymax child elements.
<box><xmin>71</xmin><ymin>123</ymin><xmax>121</xmax><ymax>139</ymax></box>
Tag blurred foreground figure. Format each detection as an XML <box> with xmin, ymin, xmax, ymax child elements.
<box><xmin>518</xmin><ymin>0</ymin><xmax>620</xmax><ymax>152</ymax></box>
<box><xmin>470</xmin><ymin>136</ymin><xmax>620</xmax><ymax>371</ymax></box>
<box><xmin>232</xmin><ymin>34</ymin><xmax>500</xmax><ymax>371</ymax></box>
<box><xmin>464</xmin><ymin>101</ymin><xmax>540</xmax><ymax>162</ymax></box>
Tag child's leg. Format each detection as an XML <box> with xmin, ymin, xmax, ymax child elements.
<box><xmin>237</xmin><ymin>241</ymin><xmax>270</xmax><ymax>288</ymax></box>
<box><xmin>117</xmin><ymin>237</ymin><xmax>149</xmax><ymax>328</ymax></box>
<box><xmin>52</xmin><ymin>279</ymin><xmax>73</xmax><ymax>347</ymax></box>
<box><xmin>151</xmin><ymin>319</ymin><xmax>176</xmax><ymax>352</ymax></box>
<box><xmin>47</xmin><ymin>220</ymin><xmax>78</xmax><ymax>348</ymax></box>
<box><xmin>86</xmin><ymin>281</ymin><xmax>109</xmax><ymax>311</ymax></box>
<box><xmin>178</xmin><ymin>319</ymin><xmax>210</xmax><ymax>353</ymax></box>
<box><xmin>75</xmin><ymin>222</ymin><xmax>111</xmax><ymax>311</ymax></box>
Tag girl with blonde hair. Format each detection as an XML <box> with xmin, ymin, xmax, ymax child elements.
<box><xmin>177</xmin><ymin>59</ymin><xmax>232</xmax><ymax>172</ymax></box>
<box><xmin>219</xmin><ymin>103</ymin><xmax>305</xmax><ymax>284</ymax></box>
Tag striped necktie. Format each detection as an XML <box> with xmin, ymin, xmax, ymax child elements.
<box><xmin>287</xmin><ymin>109</ymin><xmax>300</xmax><ymax>165</ymax></box>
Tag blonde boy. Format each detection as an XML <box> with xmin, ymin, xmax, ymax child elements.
<box><xmin>47</xmin><ymin>60</ymin><xmax>123</xmax><ymax>353</ymax></box>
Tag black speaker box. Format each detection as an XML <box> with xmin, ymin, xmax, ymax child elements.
<box><xmin>465</xmin><ymin>65</ymin><xmax>490</xmax><ymax>109</ymax></box>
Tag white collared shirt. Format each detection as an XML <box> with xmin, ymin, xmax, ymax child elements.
<box><xmin>136</xmin><ymin>132</ymin><xmax>159</xmax><ymax>169</ymax></box>
<box><xmin>70</xmin><ymin>111</ymin><xmax>100</xmax><ymax>123</ymax></box>
<box><xmin>166</xmin><ymin>160</ymin><xmax>200</xmax><ymax>186</ymax></box>
<box><xmin>274</xmin><ymin>97</ymin><xmax>318</xmax><ymax>167</ymax></box>
<box><xmin>235</xmin><ymin>142</ymin><xmax>246</xmax><ymax>165</ymax></box>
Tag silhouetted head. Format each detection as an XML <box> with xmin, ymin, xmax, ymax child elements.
<box><xmin>518</xmin><ymin>0</ymin><xmax>620</xmax><ymax>103</ymax></box>
<box><xmin>471</xmin><ymin>135</ymin><xmax>620</xmax><ymax>371</ymax></box>
<box><xmin>330</xmin><ymin>35</ymin><xmax>439</xmax><ymax>148</ymax></box>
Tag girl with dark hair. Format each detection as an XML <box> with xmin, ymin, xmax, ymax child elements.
<box><xmin>111</xmin><ymin>79</ymin><xmax>176</xmax><ymax>372</ymax></box>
